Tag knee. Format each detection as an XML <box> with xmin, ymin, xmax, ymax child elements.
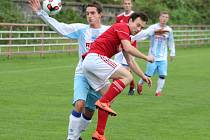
<box><xmin>83</xmin><ymin>108</ymin><xmax>94</xmax><ymax>119</ymax></box>
<box><xmin>75</xmin><ymin>100</ymin><xmax>85</xmax><ymax>112</ymax></box>
<box><xmin>159</xmin><ymin>75</ymin><xmax>166</xmax><ymax>79</ymax></box>
<box><xmin>124</xmin><ymin>72</ymin><xmax>133</xmax><ymax>85</ymax></box>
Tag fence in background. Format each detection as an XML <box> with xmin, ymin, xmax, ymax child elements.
<box><xmin>1</xmin><ymin>23</ymin><xmax>210</xmax><ymax>58</ymax></box>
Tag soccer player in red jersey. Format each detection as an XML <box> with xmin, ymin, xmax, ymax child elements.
<box><xmin>115</xmin><ymin>0</ymin><xmax>137</xmax><ymax>95</ymax></box>
<box><xmin>116</xmin><ymin>0</ymin><xmax>134</xmax><ymax>23</ymax></box>
<box><xmin>82</xmin><ymin>12</ymin><xmax>154</xmax><ymax>139</ymax></box>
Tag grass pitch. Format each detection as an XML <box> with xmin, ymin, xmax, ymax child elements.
<box><xmin>0</xmin><ymin>46</ymin><xmax>210</xmax><ymax>140</ymax></box>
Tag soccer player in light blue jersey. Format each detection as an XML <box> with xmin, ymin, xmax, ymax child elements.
<box><xmin>28</xmin><ymin>0</ymin><xmax>109</xmax><ymax>139</ymax></box>
<box><xmin>132</xmin><ymin>11</ymin><xmax>175</xmax><ymax>96</ymax></box>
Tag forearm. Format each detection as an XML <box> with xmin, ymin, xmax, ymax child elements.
<box><xmin>126</xmin><ymin>47</ymin><xmax>148</xmax><ymax>61</ymax></box>
<box><xmin>36</xmin><ymin>10</ymin><xmax>66</xmax><ymax>35</ymax></box>
<box><xmin>128</xmin><ymin>59</ymin><xmax>145</xmax><ymax>78</ymax></box>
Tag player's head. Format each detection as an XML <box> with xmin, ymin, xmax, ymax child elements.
<box><xmin>159</xmin><ymin>11</ymin><xmax>169</xmax><ymax>26</ymax></box>
<box><xmin>86</xmin><ymin>1</ymin><xmax>103</xmax><ymax>27</ymax></box>
<box><xmin>122</xmin><ymin>0</ymin><xmax>133</xmax><ymax>14</ymax></box>
<box><xmin>128</xmin><ymin>12</ymin><xmax>148</xmax><ymax>35</ymax></box>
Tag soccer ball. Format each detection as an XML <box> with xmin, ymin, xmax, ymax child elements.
<box><xmin>43</xmin><ymin>0</ymin><xmax>62</xmax><ymax>15</ymax></box>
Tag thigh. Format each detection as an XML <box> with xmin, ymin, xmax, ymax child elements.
<box><xmin>157</xmin><ymin>61</ymin><xmax>168</xmax><ymax>76</ymax></box>
<box><xmin>73</xmin><ymin>75</ymin><xmax>90</xmax><ymax>104</ymax></box>
<box><xmin>145</xmin><ymin>62</ymin><xmax>157</xmax><ymax>76</ymax></box>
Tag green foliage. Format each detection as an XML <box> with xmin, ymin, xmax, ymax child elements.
<box><xmin>53</xmin><ymin>9</ymin><xmax>86</xmax><ymax>23</ymax></box>
<box><xmin>0</xmin><ymin>1</ymin><xmax>23</xmax><ymax>22</ymax></box>
<box><xmin>134</xmin><ymin>0</ymin><xmax>210</xmax><ymax>24</ymax></box>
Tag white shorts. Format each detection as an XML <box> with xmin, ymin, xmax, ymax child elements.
<box><xmin>114</xmin><ymin>51</ymin><xmax>128</xmax><ymax>66</ymax></box>
<box><xmin>82</xmin><ymin>53</ymin><xmax>121</xmax><ymax>91</ymax></box>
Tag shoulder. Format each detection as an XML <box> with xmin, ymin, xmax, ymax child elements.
<box><xmin>166</xmin><ymin>26</ymin><xmax>173</xmax><ymax>32</ymax></box>
<box><xmin>68</xmin><ymin>23</ymin><xmax>88</xmax><ymax>29</ymax></box>
<box><xmin>113</xmin><ymin>23</ymin><xmax>130</xmax><ymax>35</ymax></box>
<box><xmin>116</xmin><ymin>12</ymin><xmax>125</xmax><ymax>17</ymax></box>
<box><xmin>113</xmin><ymin>23</ymin><xmax>128</xmax><ymax>29</ymax></box>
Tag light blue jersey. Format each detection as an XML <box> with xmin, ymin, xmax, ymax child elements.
<box><xmin>37</xmin><ymin>10</ymin><xmax>109</xmax><ymax>110</ymax></box>
<box><xmin>132</xmin><ymin>23</ymin><xmax>175</xmax><ymax>61</ymax></box>
<box><xmin>132</xmin><ymin>23</ymin><xmax>175</xmax><ymax>76</ymax></box>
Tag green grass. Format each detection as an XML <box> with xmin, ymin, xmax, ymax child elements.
<box><xmin>0</xmin><ymin>47</ymin><xmax>210</xmax><ymax>140</ymax></box>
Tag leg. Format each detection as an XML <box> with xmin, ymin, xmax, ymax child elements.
<box><xmin>125</xmin><ymin>67</ymin><xmax>135</xmax><ymax>96</ymax></box>
<box><xmin>128</xmin><ymin>77</ymin><xmax>135</xmax><ymax>95</ymax></box>
<box><xmin>80</xmin><ymin>89</ymin><xmax>102</xmax><ymax>132</ymax></box>
<box><xmin>67</xmin><ymin>75</ymin><xmax>89</xmax><ymax>140</ymax></box>
<box><xmin>137</xmin><ymin>62</ymin><xmax>156</xmax><ymax>95</ymax></box>
<box><xmin>155</xmin><ymin>61</ymin><xmax>167</xmax><ymax>96</ymax></box>
<box><xmin>99</xmin><ymin>66</ymin><xmax>132</xmax><ymax>101</ymax></box>
<box><xmin>92</xmin><ymin>85</ymin><xmax>110</xmax><ymax>140</ymax></box>
<box><xmin>155</xmin><ymin>75</ymin><xmax>165</xmax><ymax>96</ymax></box>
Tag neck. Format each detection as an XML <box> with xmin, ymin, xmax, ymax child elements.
<box><xmin>90</xmin><ymin>22</ymin><xmax>101</xmax><ymax>28</ymax></box>
<box><xmin>125</xmin><ymin>10</ymin><xmax>131</xmax><ymax>15</ymax></box>
<box><xmin>159</xmin><ymin>23</ymin><xmax>165</xmax><ymax>27</ymax></box>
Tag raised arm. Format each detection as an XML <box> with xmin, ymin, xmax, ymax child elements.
<box><xmin>28</xmin><ymin>0</ymin><xmax>85</xmax><ymax>38</ymax></box>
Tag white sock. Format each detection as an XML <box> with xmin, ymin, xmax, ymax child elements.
<box><xmin>79</xmin><ymin>114</ymin><xmax>91</xmax><ymax>132</ymax></box>
<box><xmin>138</xmin><ymin>79</ymin><xmax>144</xmax><ymax>85</ymax></box>
<box><xmin>67</xmin><ymin>111</ymin><xmax>81</xmax><ymax>140</ymax></box>
<box><xmin>156</xmin><ymin>78</ymin><xmax>165</xmax><ymax>93</ymax></box>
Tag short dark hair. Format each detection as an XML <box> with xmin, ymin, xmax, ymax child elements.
<box><xmin>86</xmin><ymin>1</ymin><xmax>103</xmax><ymax>14</ymax></box>
<box><xmin>129</xmin><ymin>12</ymin><xmax>148</xmax><ymax>23</ymax></box>
<box><xmin>160</xmin><ymin>11</ymin><xmax>169</xmax><ymax>16</ymax></box>
<box><xmin>122</xmin><ymin>0</ymin><xmax>134</xmax><ymax>3</ymax></box>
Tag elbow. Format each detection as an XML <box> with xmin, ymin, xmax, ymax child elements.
<box><xmin>123</xmin><ymin>47</ymin><xmax>131</xmax><ymax>53</ymax></box>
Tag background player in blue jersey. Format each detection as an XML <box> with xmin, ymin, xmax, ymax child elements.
<box><xmin>28</xmin><ymin>0</ymin><xmax>109</xmax><ymax>139</ymax></box>
<box><xmin>132</xmin><ymin>11</ymin><xmax>175</xmax><ymax>96</ymax></box>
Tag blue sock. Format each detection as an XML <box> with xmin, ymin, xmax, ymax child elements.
<box><xmin>72</xmin><ymin>110</ymin><xmax>81</xmax><ymax>118</ymax></box>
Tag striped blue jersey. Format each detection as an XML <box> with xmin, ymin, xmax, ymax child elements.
<box><xmin>37</xmin><ymin>10</ymin><xmax>109</xmax><ymax>74</ymax></box>
<box><xmin>132</xmin><ymin>23</ymin><xmax>175</xmax><ymax>61</ymax></box>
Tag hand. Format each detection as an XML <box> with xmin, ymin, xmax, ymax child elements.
<box><xmin>28</xmin><ymin>0</ymin><xmax>41</xmax><ymax>12</ymax></box>
<box><xmin>146</xmin><ymin>55</ymin><xmax>154</xmax><ymax>63</ymax></box>
<box><xmin>142</xmin><ymin>75</ymin><xmax>152</xmax><ymax>88</ymax></box>
<box><xmin>155</xmin><ymin>29</ymin><xmax>169</xmax><ymax>35</ymax></box>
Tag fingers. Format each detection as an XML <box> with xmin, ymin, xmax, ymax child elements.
<box><xmin>28</xmin><ymin>0</ymin><xmax>40</xmax><ymax>12</ymax></box>
<box><xmin>145</xmin><ymin>77</ymin><xmax>152</xmax><ymax>88</ymax></box>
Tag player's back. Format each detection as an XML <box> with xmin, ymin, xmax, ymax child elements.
<box><xmin>88</xmin><ymin>23</ymin><xmax>130</xmax><ymax>58</ymax></box>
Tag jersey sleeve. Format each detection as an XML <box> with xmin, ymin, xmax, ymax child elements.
<box><xmin>36</xmin><ymin>10</ymin><xmax>86</xmax><ymax>39</ymax></box>
<box><xmin>168</xmin><ymin>29</ymin><xmax>175</xmax><ymax>56</ymax></box>
<box><xmin>131</xmin><ymin>25</ymin><xmax>156</xmax><ymax>42</ymax></box>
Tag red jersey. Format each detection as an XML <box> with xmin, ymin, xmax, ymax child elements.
<box><xmin>86</xmin><ymin>23</ymin><xmax>131</xmax><ymax>58</ymax></box>
<box><xmin>116</xmin><ymin>11</ymin><xmax>134</xmax><ymax>23</ymax></box>
<box><xmin>116</xmin><ymin>11</ymin><xmax>137</xmax><ymax>48</ymax></box>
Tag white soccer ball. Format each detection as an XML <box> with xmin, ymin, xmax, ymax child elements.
<box><xmin>43</xmin><ymin>0</ymin><xmax>62</xmax><ymax>15</ymax></box>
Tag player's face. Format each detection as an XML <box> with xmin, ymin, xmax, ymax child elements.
<box><xmin>123</xmin><ymin>0</ymin><xmax>132</xmax><ymax>13</ymax></box>
<box><xmin>86</xmin><ymin>7</ymin><xmax>102</xmax><ymax>27</ymax></box>
<box><xmin>129</xmin><ymin>17</ymin><xmax>146</xmax><ymax>35</ymax></box>
<box><xmin>159</xmin><ymin>14</ymin><xmax>169</xmax><ymax>25</ymax></box>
